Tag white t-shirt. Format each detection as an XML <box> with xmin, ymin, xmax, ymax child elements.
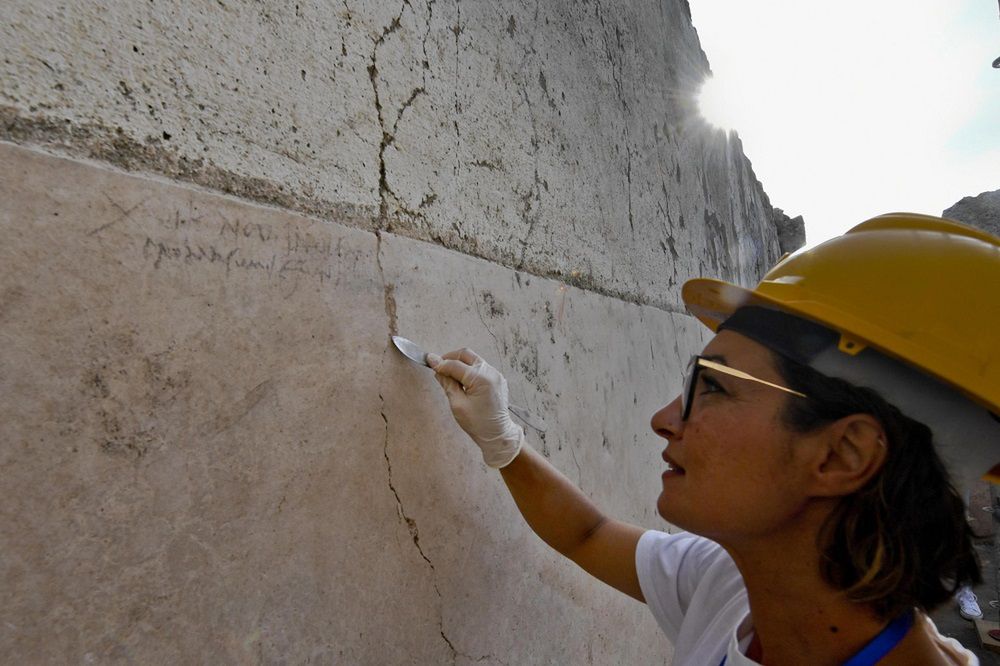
<box><xmin>635</xmin><ymin>530</ymin><xmax>978</xmax><ymax>666</ymax></box>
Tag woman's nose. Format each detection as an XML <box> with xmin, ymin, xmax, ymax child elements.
<box><xmin>650</xmin><ymin>395</ymin><xmax>684</xmax><ymax>440</ymax></box>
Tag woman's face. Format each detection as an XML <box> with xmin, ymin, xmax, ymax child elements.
<box><xmin>650</xmin><ymin>331</ymin><xmax>816</xmax><ymax>542</ymax></box>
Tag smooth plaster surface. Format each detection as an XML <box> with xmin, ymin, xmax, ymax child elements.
<box><xmin>0</xmin><ymin>142</ymin><xmax>708</xmax><ymax>662</ymax></box>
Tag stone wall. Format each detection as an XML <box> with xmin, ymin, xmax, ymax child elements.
<box><xmin>1</xmin><ymin>1</ymin><xmax>797</xmax><ymax>662</ymax></box>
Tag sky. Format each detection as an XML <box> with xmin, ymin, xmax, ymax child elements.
<box><xmin>689</xmin><ymin>0</ymin><xmax>1000</xmax><ymax>246</ymax></box>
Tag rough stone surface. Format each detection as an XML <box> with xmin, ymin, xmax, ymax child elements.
<box><xmin>0</xmin><ymin>142</ymin><xmax>708</xmax><ymax>663</ymax></box>
<box><xmin>772</xmin><ymin>207</ymin><xmax>807</xmax><ymax>254</ymax></box>
<box><xmin>2</xmin><ymin>0</ymin><xmax>792</xmax><ymax>309</ymax></box>
<box><xmin>944</xmin><ymin>189</ymin><xmax>1000</xmax><ymax>238</ymax></box>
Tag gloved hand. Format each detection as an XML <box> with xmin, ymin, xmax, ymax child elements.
<box><xmin>427</xmin><ymin>348</ymin><xmax>524</xmax><ymax>468</ymax></box>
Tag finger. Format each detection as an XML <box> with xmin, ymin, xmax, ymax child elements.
<box><xmin>461</xmin><ymin>360</ymin><xmax>483</xmax><ymax>388</ymax></box>
<box><xmin>435</xmin><ymin>371</ymin><xmax>464</xmax><ymax>398</ymax></box>
<box><xmin>441</xmin><ymin>348</ymin><xmax>482</xmax><ymax>365</ymax></box>
<box><xmin>434</xmin><ymin>358</ymin><xmax>474</xmax><ymax>385</ymax></box>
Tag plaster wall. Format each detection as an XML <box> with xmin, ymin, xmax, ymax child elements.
<box><xmin>1</xmin><ymin>0</ymin><xmax>794</xmax><ymax>662</ymax></box>
<box><xmin>1</xmin><ymin>142</ymin><xmax>699</xmax><ymax>663</ymax></box>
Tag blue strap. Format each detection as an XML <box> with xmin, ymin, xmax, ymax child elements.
<box><xmin>718</xmin><ymin>608</ymin><xmax>914</xmax><ymax>666</ymax></box>
<box><xmin>842</xmin><ymin>609</ymin><xmax>914</xmax><ymax>666</ymax></box>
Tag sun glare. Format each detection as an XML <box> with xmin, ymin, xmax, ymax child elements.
<box><xmin>696</xmin><ymin>75</ymin><xmax>740</xmax><ymax>132</ymax></box>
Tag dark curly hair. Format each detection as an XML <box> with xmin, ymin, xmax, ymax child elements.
<box><xmin>772</xmin><ymin>351</ymin><xmax>982</xmax><ymax>619</ymax></box>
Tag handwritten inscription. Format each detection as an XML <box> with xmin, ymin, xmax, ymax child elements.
<box><xmin>219</xmin><ymin>218</ymin><xmax>278</xmax><ymax>245</ymax></box>
<box><xmin>219</xmin><ymin>217</ymin><xmax>334</xmax><ymax>257</ymax></box>
<box><xmin>142</xmin><ymin>210</ymin><xmax>338</xmax><ymax>284</ymax></box>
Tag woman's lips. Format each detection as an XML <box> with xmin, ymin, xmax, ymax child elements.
<box><xmin>662</xmin><ymin>451</ymin><xmax>686</xmax><ymax>476</ymax></box>
<box><xmin>662</xmin><ymin>466</ymin><xmax>685</xmax><ymax>479</ymax></box>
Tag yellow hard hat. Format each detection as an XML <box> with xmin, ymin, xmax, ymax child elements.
<box><xmin>682</xmin><ymin>212</ymin><xmax>1000</xmax><ymax>485</ymax></box>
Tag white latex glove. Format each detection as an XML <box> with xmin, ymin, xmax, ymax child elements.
<box><xmin>427</xmin><ymin>348</ymin><xmax>524</xmax><ymax>468</ymax></box>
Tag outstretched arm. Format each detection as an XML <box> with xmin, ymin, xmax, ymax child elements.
<box><xmin>500</xmin><ymin>443</ymin><xmax>646</xmax><ymax>601</ymax></box>
<box><xmin>430</xmin><ymin>348</ymin><xmax>645</xmax><ymax>602</ymax></box>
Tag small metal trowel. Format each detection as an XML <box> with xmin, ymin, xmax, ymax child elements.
<box><xmin>391</xmin><ymin>335</ymin><xmax>546</xmax><ymax>432</ymax></box>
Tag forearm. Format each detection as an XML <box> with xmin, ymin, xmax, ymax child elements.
<box><xmin>429</xmin><ymin>349</ymin><xmax>643</xmax><ymax>599</ymax></box>
<box><xmin>499</xmin><ymin>442</ymin><xmax>607</xmax><ymax>558</ymax></box>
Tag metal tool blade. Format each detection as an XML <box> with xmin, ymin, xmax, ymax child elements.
<box><xmin>391</xmin><ymin>335</ymin><xmax>546</xmax><ymax>433</ymax></box>
<box><xmin>392</xmin><ymin>335</ymin><xmax>429</xmax><ymax>367</ymax></box>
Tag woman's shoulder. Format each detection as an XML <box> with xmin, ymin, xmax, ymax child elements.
<box><xmin>641</xmin><ymin>529</ymin><xmax>731</xmax><ymax>562</ymax></box>
<box><xmin>638</xmin><ymin>529</ymin><xmax>742</xmax><ymax>589</ymax></box>
<box><xmin>884</xmin><ymin>612</ymin><xmax>979</xmax><ymax>665</ymax></box>
<box><xmin>918</xmin><ymin>613</ymin><xmax>979</xmax><ymax>665</ymax></box>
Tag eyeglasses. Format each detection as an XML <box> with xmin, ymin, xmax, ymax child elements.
<box><xmin>681</xmin><ymin>355</ymin><xmax>808</xmax><ymax>421</ymax></box>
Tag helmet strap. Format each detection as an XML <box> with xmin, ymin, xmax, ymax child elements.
<box><xmin>720</xmin><ymin>306</ymin><xmax>1000</xmax><ymax>496</ymax></box>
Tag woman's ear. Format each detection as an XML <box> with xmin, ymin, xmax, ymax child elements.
<box><xmin>810</xmin><ymin>414</ymin><xmax>887</xmax><ymax>497</ymax></box>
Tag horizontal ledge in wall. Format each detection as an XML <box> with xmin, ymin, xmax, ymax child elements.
<box><xmin>0</xmin><ymin>105</ymin><xmax>696</xmax><ymax>317</ymax></box>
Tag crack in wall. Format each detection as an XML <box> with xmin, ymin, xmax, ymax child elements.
<box><xmin>376</xmin><ymin>226</ymin><xmax>477</xmax><ymax>663</ymax></box>
<box><xmin>379</xmin><ymin>394</ymin><xmax>432</xmax><ymax>568</ymax></box>
<box><xmin>383</xmin><ymin>282</ymin><xmax>398</xmax><ymax>336</ymax></box>
<box><xmin>625</xmin><ymin>146</ymin><xmax>634</xmax><ymax>234</ymax></box>
<box><xmin>439</xmin><ymin>629</ymin><xmax>507</xmax><ymax>665</ymax></box>
<box><xmin>514</xmin><ymin>4</ymin><xmax>544</xmax><ymax>271</ymax></box>
<box><xmin>568</xmin><ymin>443</ymin><xmax>584</xmax><ymax>491</ymax></box>
<box><xmin>451</xmin><ymin>0</ymin><xmax>462</xmax><ymax>177</ymax></box>
<box><xmin>368</xmin><ymin>1</ymin><xmax>436</xmax><ymax>230</ymax></box>
<box><xmin>420</xmin><ymin>0</ymin><xmax>436</xmax><ymax>84</ymax></box>
<box><xmin>594</xmin><ymin>1</ymin><xmax>634</xmax><ymax>238</ymax></box>
<box><xmin>380</xmin><ymin>396</ymin><xmax>477</xmax><ymax>664</ymax></box>
<box><xmin>376</xmin><ymin>231</ymin><xmax>399</xmax><ymax>336</ymax></box>
<box><xmin>514</xmin><ymin>167</ymin><xmax>541</xmax><ymax>270</ymax></box>
<box><xmin>367</xmin><ymin>11</ymin><xmax>401</xmax><ymax>226</ymax></box>
<box><xmin>471</xmin><ymin>286</ymin><xmax>503</xmax><ymax>359</ymax></box>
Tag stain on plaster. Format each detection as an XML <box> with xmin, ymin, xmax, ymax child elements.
<box><xmin>98</xmin><ymin>408</ymin><xmax>155</xmax><ymax>459</ymax></box>
<box><xmin>510</xmin><ymin>328</ymin><xmax>546</xmax><ymax>392</ymax></box>
<box><xmin>205</xmin><ymin>380</ymin><xmax>275</xmax><ymax>436</ymax></box>
<box><xmin>0</xmin><ymin>285</ymin><xmax>28</xmax><ymax>323</ymax></box>
<box><xmin>480</xmin><ymin>291</ymin><xmax>506</xmax><ymax>318</ymax></box>
<box><xmin>77</xmin><ymin>329</ymin><xmax>197</xmax><ymax>461</ymax></box>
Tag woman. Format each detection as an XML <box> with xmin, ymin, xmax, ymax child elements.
<box><xmin>428</xmin><ymin>213</ymin><xmax>1000</xmax><ymax>665</ymax></box>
